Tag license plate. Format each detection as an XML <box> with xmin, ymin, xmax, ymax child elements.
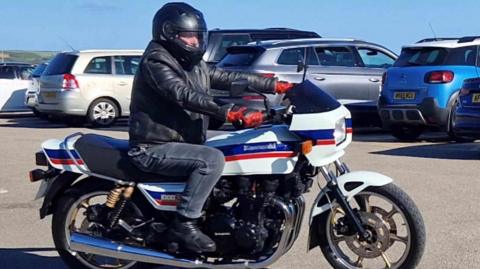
<box><xmin>44</xmin><ymin>92</ymin><xmax>56</xmax><ymax>98</ymax></box>
<box><xmin>34</xmin><ymin>180</ymin><xmax>52</xmax><ymax>200</ymax></box>
<box><xmin>472</xmin><ymin>93</ymin><xmax>480</xmax><ymax>103</ymax></box>
<box><xmin>394</xmin><ymin>91</ymin><xmax>416</xmax><ymax>100</ymax></box>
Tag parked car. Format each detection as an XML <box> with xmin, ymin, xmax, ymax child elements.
<box><xmin>451</xmin><ymin>77</ymin><xmax>480</xmax><ymax>139</ymax></box>
<box><xmin>25</xmin><ymin>62</ymin><xmax>48</xmax><ymax>116</ymax></box>
<box><xmin>203</xmin><ymin>28</ymin><xmax>320</xmax><ymax>66</ymax></box>
<box><xmin>0</xmin><ymin>62</ymin><xmax>35</xmax><ymax>112</ymax></box>
<box><xmin>37</xmin><ymin>50</ymin><xmax>143</xmax><ymax>127</ymax></box>
<box><xmin>378</xmin><ymin>36</ymin><xmax>480</xmax><ymax>141</ymax></box>
<box><xmin>211</xmin><ymin>38</ymin><xmax>397</xmax><ymax>129</ymax></box>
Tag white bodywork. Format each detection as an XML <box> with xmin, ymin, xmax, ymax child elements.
<box><xmin>206</xmin><ymin>125</ymin><xmax>300</xmax><ymax>175</ymax></box>
<box><xmin>310</xmin><ymin>171</ymin><xmax>394</xmax><ymax>220</ymax></box>
<box><xmin>41</xmin><ymin>136</ymin><xmax>88</xmax><ymax>173</ymax></box>
<box><xmin>289</xmin><ymin>106</ymin><xmax>352</xmax><ymax>167</ymax></box>
<box><xmin>137</xmin><ymin>183</ymin><xmax>186</xmax><ymax>212</ymax></box>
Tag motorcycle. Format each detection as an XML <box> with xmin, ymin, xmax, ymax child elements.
<box><xmin>29</xmin><ymin>80</ymin><xmax>425</xmax><ymax>269</ymax></box>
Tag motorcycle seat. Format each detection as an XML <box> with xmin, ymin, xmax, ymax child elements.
<box><xmin>74</xmin><ymin>133</ymin><xmax>187</xmax><ymax>182</ymax></box>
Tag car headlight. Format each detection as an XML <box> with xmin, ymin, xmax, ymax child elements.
<box><xmin>334</xmin><ymin>118</ymin><xmax>346</xmax><ymax>145</ymax></box>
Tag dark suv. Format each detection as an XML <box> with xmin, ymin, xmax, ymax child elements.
<box><xmin>203</xmin><ymin>28</ymin><xmax>320</xmax><ymax>66</ymax></box>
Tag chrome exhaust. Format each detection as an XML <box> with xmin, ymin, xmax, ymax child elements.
<box><xmin>69</xmin><ymin>199</ymin><xmax>294</xmax><ymax>269</ymax></box>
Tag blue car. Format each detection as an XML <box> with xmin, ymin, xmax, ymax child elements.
<box><xmin>378</xmin><ymin>37</ymin><xmax>480</xmax><ymax>141</ymax></box>
<box><xmin>452</xmin><ymin>78</ymin><xmax>480</xmax><ymax>139</ymax></box>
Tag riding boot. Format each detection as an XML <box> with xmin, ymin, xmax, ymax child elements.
<box><xmin>167</xmin><ymin>214</ymin><xmax>216</xmax><ymax>253</ymax></box>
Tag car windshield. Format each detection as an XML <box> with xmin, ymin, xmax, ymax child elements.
<box><xmin>286</xmin><ymin>80</ymin><xmax>341</xmax><ymax>114</ymax></box>
<box><xmin>394</xmin><ymin>46</ymin><xmax>477</xmax><ymax>67</ymax></box>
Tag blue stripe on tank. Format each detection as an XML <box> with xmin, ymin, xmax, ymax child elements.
<box><xmin>214</xmin><ymin>142</ymin><xmax>295</xmax><ymax>156</ymax></box>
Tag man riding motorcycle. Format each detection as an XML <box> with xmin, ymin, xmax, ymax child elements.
<box><xmin>128</xmin><ymin>2</ymin><xmax>294</xmax><ymax>253</ymax></box>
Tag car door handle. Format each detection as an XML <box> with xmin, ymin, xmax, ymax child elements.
<box><xmin>369</xmin><ymin>78</ymin><xmax>380</xmax><ymax>83</ymax></box>
<box><xmin>313</xmin><ymin>76</ymin><xmax>325</xmax><ymax>81</ymax></box>
<box><xmin>118</xmin><ymin>82</ymin><xmax>128</xmax><ymax>86</ymax></box>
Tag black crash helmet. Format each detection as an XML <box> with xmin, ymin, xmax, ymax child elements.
<box><xmin>152</xmin><ymin>2</ymin><xmax>207</xmax><ymax>69</ymax></box>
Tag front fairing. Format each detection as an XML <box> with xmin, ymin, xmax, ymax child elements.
<box><xmin>286</xmin><ymin>80</ymin><xmax>352</xmax><ymax>166</ymax></box>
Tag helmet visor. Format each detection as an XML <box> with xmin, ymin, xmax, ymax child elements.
<box><xmin>176</xmin><ymin>31</ymin><xmax>207</xmax><ymax>50</ymax></box>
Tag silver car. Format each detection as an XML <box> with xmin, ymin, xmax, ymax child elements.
<box><xmin>213</xmin><ymin>38</ymin><xmax>398</xmax><ymax>127</ymax></box>
<box><xmin>37</xmin><ymin>50</ymin><xmax>143</xmax><ymax>127</ymax></box>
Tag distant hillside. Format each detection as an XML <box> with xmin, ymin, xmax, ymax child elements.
<box><xmin>0</xmin><ymin>50</ymin><xmax>58</xmax><ymax>64</ymax></box>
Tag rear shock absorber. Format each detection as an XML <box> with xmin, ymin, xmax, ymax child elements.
<box><xmin>106</xmin><ymin>186</ymin><xmax>135</xmax><ymax>228</ymax></box>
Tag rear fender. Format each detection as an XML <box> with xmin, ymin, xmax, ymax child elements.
<box><xmin>307</xmin><ymin>171</ymin><xmax>393</xmax><ymax>250</ymax></box>
<box><xmin>39</xmin><ymin>171</ymin><xmax>81</xmax><ymax>219</ymax></box>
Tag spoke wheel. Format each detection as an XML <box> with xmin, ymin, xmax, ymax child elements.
<box><xmin>316</xmin><ymin>184</ymin><xmax>425</xmax><ymax>269</ymax></box>
<box><xmin>66</xmin><ymin>192</ymin><xmax>136</xmax><ymax>269</ymax></box>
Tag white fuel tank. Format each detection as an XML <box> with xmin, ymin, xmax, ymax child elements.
<box><xmin>206</xmin><ymin>125</ymin><xmax>301</xmax><ymax>176</ymax></box>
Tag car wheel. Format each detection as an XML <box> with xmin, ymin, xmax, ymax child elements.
<box><xmin>391</xmin><ymin>124</ymin><xmax>424</xmax><ymax>141</ymax></box>
<box><xmin>87</xmin><ymin>98</ymin><xmax>119</xmax><ymax>128</ymax></box>
<box><xmin>208</xmin><ymin>118</ymin><xmax>225</xmax><ymax>130</ymax></box>
<box><xmin>447</xmin><ymin>100</ymin><xmax>475</xmax><ymax>143</ymax></box>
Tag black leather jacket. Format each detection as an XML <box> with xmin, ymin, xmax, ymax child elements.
<box><xmin>129</xmin><ymin>41</ymin><xmax>276</xmax><ymax>146</ymax></box>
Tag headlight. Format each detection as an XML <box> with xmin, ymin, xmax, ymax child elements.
<box><xmin>334</xmin><ymin>118</ymin><xmax>346</xmax><ymax>145</ymax></box>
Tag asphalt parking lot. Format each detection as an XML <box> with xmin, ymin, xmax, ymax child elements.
<box><xmin>0</xmin><ymin>114</ymin><xmax>479</xmax><ymax>269</ymax></box>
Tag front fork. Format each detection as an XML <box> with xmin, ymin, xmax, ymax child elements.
<box><xmin>319</xmin><ymin>160</ymin><xmax>370</xmax><ymax>241</ymax></box>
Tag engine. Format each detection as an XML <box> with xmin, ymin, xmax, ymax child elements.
<box><xmin>206</xmin><ymin>176</ymin><xmax>284</xmax><ymax>256</ymax></box>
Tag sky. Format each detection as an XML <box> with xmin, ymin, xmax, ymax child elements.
<box><xmin>1</xmin><ymin>0</ymin><xmax>479</xmax><ymax>54</ymax></box>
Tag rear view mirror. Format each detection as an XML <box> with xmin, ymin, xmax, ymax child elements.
<box><xmin>230</xmin><ymin>79</ymin><xmax>249</xmax><ymax>97</ymax></box>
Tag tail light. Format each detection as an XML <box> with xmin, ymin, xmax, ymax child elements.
<box><xmin>62</xmin><ymin>74</ymin><xmax>79</xmax><ymax>90</ymax></box>
<box><xmin>459</xmin><ymin>88</ymin><xmax>470</xmax><ymax>96</ymax></box>
<box><xmin>425</xmin><ymin>71</ymin><xmax>454</xmax><ymax>84</ymax></box>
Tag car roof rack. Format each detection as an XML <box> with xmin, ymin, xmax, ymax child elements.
<box><xmin>458</xmin><ymin>36</ymin><xmax>480</xmax><ymax>43</ymax></box>
<box><xmin>416</xmin><ymin>38</ymin><xmax>458</xmax><ymax>43</ymax></box>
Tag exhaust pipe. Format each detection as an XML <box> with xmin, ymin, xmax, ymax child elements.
<box><xmin>70</xmin><ymin>199</ymin><xmax>294</xmax><ymax>269</ymax></box>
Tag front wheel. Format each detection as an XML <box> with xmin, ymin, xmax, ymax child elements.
<box><xmin>317</xmin><ymin>183</ymin><xmax>426</xmax><ymax>269</ymax></box>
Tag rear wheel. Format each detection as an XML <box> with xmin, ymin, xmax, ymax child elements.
<box><xmin>317</xmin><ymin>184</ymin><xmax>426</xmax><ymax>269</ymax></box>
<box><xmin>52</xmin><ymin>180</ymin><xmax>150</xmax><ymax>269</ymax></box>
<box><xmin>87</xmin><ymin>98</ymin><xmax>119</xmax><ymax>128</ymax></box>
<box><xmin>390</xmin><ymin>124</ymin><xmax>424</xmax><ymax>141</ymax></box>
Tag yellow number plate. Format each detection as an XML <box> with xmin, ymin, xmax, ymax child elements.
<box><xmin>44</xmin><ymin>92</ymin><xmax>56</xmax><ymax>98</ymax></box>
<box><xmin>394</xmin><ymin>92</ymin><xmax>415</xmax><ymax>100</ymax></box>
<box><xmin>472</xmin><ymin>93</ymin><xmax>480</xmax><ymax>103</ymax></box>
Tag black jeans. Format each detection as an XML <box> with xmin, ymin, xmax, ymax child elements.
<box><xmin>129</xmin><ymin>142</ymin><xmax>225</xmax><ymax>219</ymax></box>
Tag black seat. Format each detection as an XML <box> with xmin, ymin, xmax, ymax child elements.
<box><xmin>74</xmin><ymin>133</ymin><xmax>187</xmax><ymax>182</ymax></box>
